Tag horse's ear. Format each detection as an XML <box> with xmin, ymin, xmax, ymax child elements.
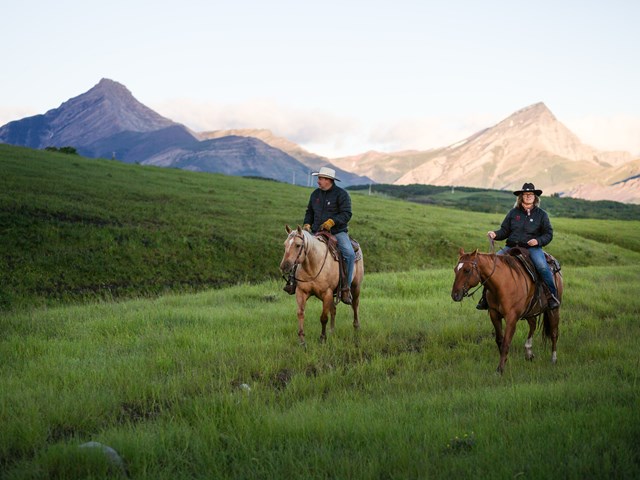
<box><xmin>459</xmin><ymin>247</ymin><xmax>465</xmax><ymax>256</ymax></box>
<box><xmin>472</xmin><ymin>248</ymin><xmax>479</xmax><ymax>256</ymax></box>
<box><xmin>296</xmin><ymin>225</ymin><xmax>303</xmax><ymax>234</ymax></box>
<box><xmin>285</xmin><ymin>225</ymin><xmax>292</xmax><ymax>234</ymax></box>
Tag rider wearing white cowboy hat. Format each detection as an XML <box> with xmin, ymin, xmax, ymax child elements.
<box><xmin>301</xmin><ymin>166</ymin><xmax>356</xmax><ymax>304</ymax></box>
<box><xmin>478</xmin><ymin>182</ymin><xmax>560</xmax><ymax>310</ymax></box>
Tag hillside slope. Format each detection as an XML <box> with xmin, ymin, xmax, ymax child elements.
<box><xmin>2</xmin><ymin>144</ymin><xmax>639</xmax><ymax>310</ymax></box>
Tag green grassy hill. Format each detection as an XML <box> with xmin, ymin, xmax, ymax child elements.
<box><xmin>2</xmin><ymin>144</ymin><xmax>640</xmax><ymax>310</ymax></box>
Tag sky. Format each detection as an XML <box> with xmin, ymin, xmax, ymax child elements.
<box><xmin>2</xmin><ymin>0</ymin><xmax>639</xmax><ymax>158</ymax></box>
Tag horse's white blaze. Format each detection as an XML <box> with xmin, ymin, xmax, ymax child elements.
<box><xmin>456</xmin><ymin>262</ymin><xmax>463</xmax><ymax>272</ymax></box>
<box><xmin>287</xmin><ymin>237</ymin><xmax>295</xmax><ymax>247</ymax></box>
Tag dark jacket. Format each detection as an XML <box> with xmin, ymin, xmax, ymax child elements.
<box><xmin>494</xmin><ymin>206</ymin><xmax>553</xmax><ymax>248</ymax></box>
<box><xmin>304</xmin><ymin>184</ymin><xmax>352</xmax><ymax>234</ymax></box>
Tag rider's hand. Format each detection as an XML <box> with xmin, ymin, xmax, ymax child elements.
<box><xmin>302</xmin><ymin>224</ymin><xmax>311</xmax><ymax>232</ymax></box>
<box><xmin>487</xmin><ymin>231</ymin><xmax>496</xmax><ymax>240</ymax></box>
<box><xmin>527</xmin><ymin>239</ymin><xmax>539</xmax><ymax>247</ymax></box>
<box><xmin>321</xmin><ymin>219</ymin><xmax>335</xmax><ymax>231</ymax></box>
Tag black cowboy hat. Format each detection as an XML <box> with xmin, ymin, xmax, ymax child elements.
<box><xmin>513</xmin><ymin>182</ymin><xmax>543</xmax><ymax>196</ymax></box>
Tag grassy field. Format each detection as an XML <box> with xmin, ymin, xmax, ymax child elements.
<box><xmin>2</xmin><ymin>144</ymin><xmax>640</xmax><ymax>478</ymax></box>
<box><xmin>1</xmin><ymin>265</ymin><xmax>639</xmax><ymax>479</ymax></box>
<box><xmin>2</xmin><ymin>144</ymin><xmax>640</xmax><ymax>310</ymax></box>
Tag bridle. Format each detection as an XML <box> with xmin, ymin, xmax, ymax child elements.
<box><xmin>456</xmin><ymin>252</ymin><xmax>497</xmax><ymax>298</ymax></box>
<box><xmin>285</xmin><ymin>231</ymin><xmax>330</xmax><ymax>283</ymax></box>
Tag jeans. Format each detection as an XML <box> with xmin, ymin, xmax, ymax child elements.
<box><xmin>335</xmin><ymin>231</ymin><xmax>355</xmax><ymax>287</ymax></box>
<box><xmin>498</xmin><ymin>246</ymin><xmax>557</xmax><ymax>296</ymax></box>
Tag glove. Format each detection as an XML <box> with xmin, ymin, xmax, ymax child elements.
<box><xmin>302</xmin><ymin>224</ymin><xmax>311</xmax><ymax>232</ymax></box>
<box><xmin>321</xmin><ymin>219</ymin><xmax>335</xmax><ymax>231</ymax></box>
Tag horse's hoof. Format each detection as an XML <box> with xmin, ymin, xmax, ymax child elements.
<box><xmin>319</xmin><ymin>335</ymin><xmax>326</xmax><ymax>343</ymax></box>
<box><xmin>525</xmin><ymin>354</ymin><xmax>535</xmax><ymax>361</ymax></box>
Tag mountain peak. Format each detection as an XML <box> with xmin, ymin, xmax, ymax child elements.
<box><xmin>0</xmin><ymin>79</ymin><xmax>181</xmax><ymax>150</ymax></box>
<box><xmin>92</xmin><ymin>78</ymin><xmax>133</xmax><ymax>97</ymax></box>
<box><xmin>499</xmin><ymin>101</ymin><xmax>556</xmax><ymax>127</ymax></box>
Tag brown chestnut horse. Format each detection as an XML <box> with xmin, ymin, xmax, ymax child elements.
<box><xmin>279</xmin><ymin>225</ymin><xmax>364</xmax><ymax>345</ymax></box>
<box><xmin>451</xmin><ymin>248</ymin><xmax>563</xmax><ymax>373</ymax></box>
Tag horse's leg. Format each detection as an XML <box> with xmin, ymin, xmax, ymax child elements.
<box><xmin>296</xmin><ymin>293</ymin><xmax>307</xmax><ymax>346</ymax></box>
<box><xmin>545</xmin><ymin>309</ymin><xmax>560</xmax><ymax>364</ymax></box>
<box><xmin>329</xmin><ymin>297</ymin><xmax>337</xmax><ymax>334</ymax></box>
<box><xmin>319</xmin><ymin>292</ymin><xmax>333</xmax><ymax>342</ymax></box>
<box><xmin>489</xmin><ymin>309</ymin><xmax>504</xmax><ymax>354</ymax></box>
<box><xmin>497</xmin><ymin>313</ymin><xmax>518</xmax><ymax>374</ymax></box>
<box><xmin>524</xmin><ymin>317</ymin><xmax>536</xmax><ymax>361</ymax></box>
<box><xmin>351</xmin><ymin>282</ymin><xmax>361</xmax><ymax>330</ymax></box>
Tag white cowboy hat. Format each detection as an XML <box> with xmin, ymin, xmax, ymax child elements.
<box><xmin>312</xmin><ymin>166</ymin><xmax>341</xmax><ymax>182</ymax></box>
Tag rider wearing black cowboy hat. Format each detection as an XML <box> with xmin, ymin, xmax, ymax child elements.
<box><xmin>477</xmin><ymin>182</ymin><xmax>560</xmax><ymax>310</ymax></box>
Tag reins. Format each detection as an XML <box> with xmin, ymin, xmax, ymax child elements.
<box><xmin>460</xmin><ymin>250</ymin><xmax>498</xmax><ymax>298</ymax></box>
<box><xmin>288</xmin><ymin>232</ymin><xmax>330</xmax><ymax>283</ymax></box>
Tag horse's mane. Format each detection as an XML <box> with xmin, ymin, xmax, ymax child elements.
<box><xmin>476</xmin><ymin>251</ymin><xmax>528</xmax><ymax>282</ymax></box>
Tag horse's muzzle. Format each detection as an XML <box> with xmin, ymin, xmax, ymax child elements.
<box><xmin>279</xmin><ymin>260</ymin><xmax>293</xmax><ymax>274</ymax></box>
<box><xmin>451</xmin><ymin>289</ymin><xmax>465</xmax><ymax>302</ymax></box>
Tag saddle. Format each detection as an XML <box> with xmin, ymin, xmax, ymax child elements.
<box><xmin>507</xmin><ymin>247</ymin><xmax>561</xmax><ymax>312</ymax></box>
<box><xmin>314</xmin><ymin>231</ymin><xmax>362</xmax><ymax>300</ymax></box>
<box><xmin>507</xmin><ymin>247</ymin><xmax>561</xmax><ymax>278</ymax></box>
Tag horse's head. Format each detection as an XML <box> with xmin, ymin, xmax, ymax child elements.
<box><xmin>451</xmin><ymin>248</ymin><xmax>481</xmax><ymax>302</ymax></box>
<box><xmin>279</xmin><ymin>225</ymin><xmax>308</xmax><ymax>274</ymax></box>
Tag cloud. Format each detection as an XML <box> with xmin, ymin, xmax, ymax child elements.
<box><xmin>0</xmin><ymin>106</ymin><xmax>41</xmax><ymax>126</ymax></box>
<box><xmin>152</xmin><ymin>98</ymin><xmax>361</xmax><ymax>154</ymax></box>
<box><xmin>151</xmin><ymin>99</ymin><xmax>500</xmax><ymax>158</ymax></box>
<box><xmin>366</xmin><ymin>115</ymin><xmax>495</xmax><ymax>153</ymax></box>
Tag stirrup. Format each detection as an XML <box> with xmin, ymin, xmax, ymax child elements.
<box><xmin>547</xmin><ymin>294</ymin><xmax>560</xmax><ymax>310</ymax></box>
<box><xmin>340</xmin><ymin>288</ymin><xmax>352</xmax><ymax>305</ymax></box>
<box><xmin>476</xmin><ymin>296</ymin><xmax>488</xmax><ymax>310</ymax></box>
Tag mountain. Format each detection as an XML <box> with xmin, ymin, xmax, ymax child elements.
<box><xmin>0</xmin><ymin>79</ymin><xmax>371</xmax><ymax>186</ymax></box>
<box><xmin>334</xmin><ymin>103</ymin><xmax>639</xmax><ymax>203</ymax></box>
<box><xmin>331</xmin><ymin>149</ymin><xmax>446</xmax><ymax>185</ymax></box>
<box><xmin>396</xmin><ymin>102</ymin><xmax>634</xmax><ymax>192</ymax></box>
<box><xmin>2</xmin><ymin>81</ymin><xmax>638</xmax><ymax>201</ymax></box>
<box><xmin>199</xmin><ymin>129</ymin><xmax>373</xmax><ymax>185</ymax></box>
<box><xmin>0</xmin><ymin>78</ymin><xmax>182</xmax><ymax>151</ymax></box>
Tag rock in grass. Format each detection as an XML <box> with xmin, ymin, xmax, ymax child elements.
<box><xmin>79</xmin><ymin>441</ymin><xmax>128</xmax><ymax>477</ymax></box>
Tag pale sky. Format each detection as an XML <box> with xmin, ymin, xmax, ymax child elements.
<box><xmin>2</xmin><ymin>0</ymin><xmax>639</xmax><ymax>158</ymax></box>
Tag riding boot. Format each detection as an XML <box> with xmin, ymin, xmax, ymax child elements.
<box><xmin>338</xmin><ymin>258</ymin><xmax>352</xmax><ymax>304</ymax></box>
<box><xmin>542</xmin><ymin>280</ymin><xmax>560</xmax><ymax>310</ymax></box>
<box><xmin>476</xmin><ymin>288</ymin><xmax>488</xmax><ymax>310</ymax></box>
<box><xmin>547</xmin><ymin>292</ymin><xmax>560</xmax><ymax>310</ymax></box>
<box><xmin>340</xmin><ymin>287</ymin><xmax>352</xmax><ymax>305</ymax></box>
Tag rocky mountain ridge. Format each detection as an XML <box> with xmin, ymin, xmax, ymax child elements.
<box><xmin>332</xmin><ymin>102</ymin><xmax>639</xmax><ymax>203</ymax></box>
<box><xmin>0</xmin><ymin>79</ymin><xmax>371</xmax><ymax>187</ymax></box>
<box><xmin>1</xmin><ymin>79</ymin><xmax>638</xmax><ymax>202</ymax></box>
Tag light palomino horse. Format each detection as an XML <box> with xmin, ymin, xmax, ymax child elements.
<box><xmin>451</xmin><ymin>248</ymin><xmax>563</xmax><ymax>374</ymax></box>
<box><xmin>279</xmin><ymin>225</ymin><xmax>364</xmax><ymax>344</ymax></box>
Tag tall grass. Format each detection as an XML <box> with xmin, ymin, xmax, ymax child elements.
<box><xmin>1</xmin><ymin>265</ymin><xmax>639</xmax><ymax>479</ymax></box>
